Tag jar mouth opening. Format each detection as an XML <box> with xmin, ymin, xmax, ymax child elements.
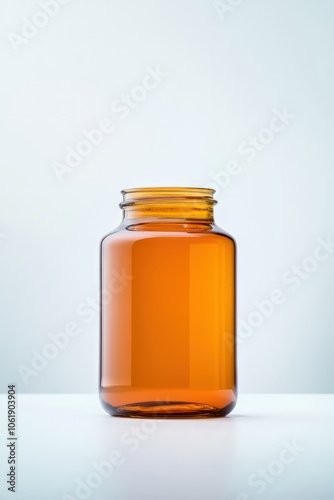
<box><xmin>120</xmin><ymin>187</ymin><xmax>217</xmax><ymax>209</ymax></box>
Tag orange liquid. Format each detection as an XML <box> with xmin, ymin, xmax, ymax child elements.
<box><xmin>100</xmin><ymin>222</ymin><xmax>236</xmax><ymax>417</ymax></box>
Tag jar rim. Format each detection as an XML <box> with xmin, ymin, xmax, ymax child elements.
<box><xmin>121</xmin><ymin>187</ymin><xmax>215</xmax><ymax>195</ymax></box>
<box><xmin>120</xmin><ymin>187</ymin><xmax>216</xmax><ymax>207</ymax></box>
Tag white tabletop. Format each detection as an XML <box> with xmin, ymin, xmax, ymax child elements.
<box><xmin>1</xmin><ymin>394</ymin><xmax>333</xmax><ymax>500</ymax></box>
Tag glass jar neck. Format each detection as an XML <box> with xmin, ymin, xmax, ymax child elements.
<box><xmin>120</xmin><ymin>187</ymin><xmax>217</xmax><ymax>222</ymax></box>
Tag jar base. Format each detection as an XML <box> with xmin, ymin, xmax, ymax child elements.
<box><xmin>100</xmin><ymin>398</ymin><xmax>236</xmax><ymax>419</ymax></box>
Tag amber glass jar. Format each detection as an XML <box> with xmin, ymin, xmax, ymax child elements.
<box><xmin>99</xmin><ymin>187</ymin><xmax>236</xmax><ymax>418</ymax></box>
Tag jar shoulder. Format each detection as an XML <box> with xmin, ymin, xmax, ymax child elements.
<box><xmin>101</xmin><ymin>222</ymin><xmax>236</xmax><ymax>248</ymax></box>
<box><xmin>211</xmin><ymin>224</ymin><xmax>236</xmax><ymax>245</ymax></box>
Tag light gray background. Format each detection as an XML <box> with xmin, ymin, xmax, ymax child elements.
<box><xmin>1</xmin><ymin>0</ymin><xmax>333</xmax><ymax>394</ymax></box>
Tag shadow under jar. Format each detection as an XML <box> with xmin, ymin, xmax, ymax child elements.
<box><xmin>99</xmin><ymin>187</ymin><xmax>237</xmax><ymax>418</ymax></box>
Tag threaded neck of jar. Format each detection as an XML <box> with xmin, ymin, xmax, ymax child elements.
<box><xmin>120</xmin><ymin>187</ymin><xmax>217</xmax><ymax>221</ymax></box>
